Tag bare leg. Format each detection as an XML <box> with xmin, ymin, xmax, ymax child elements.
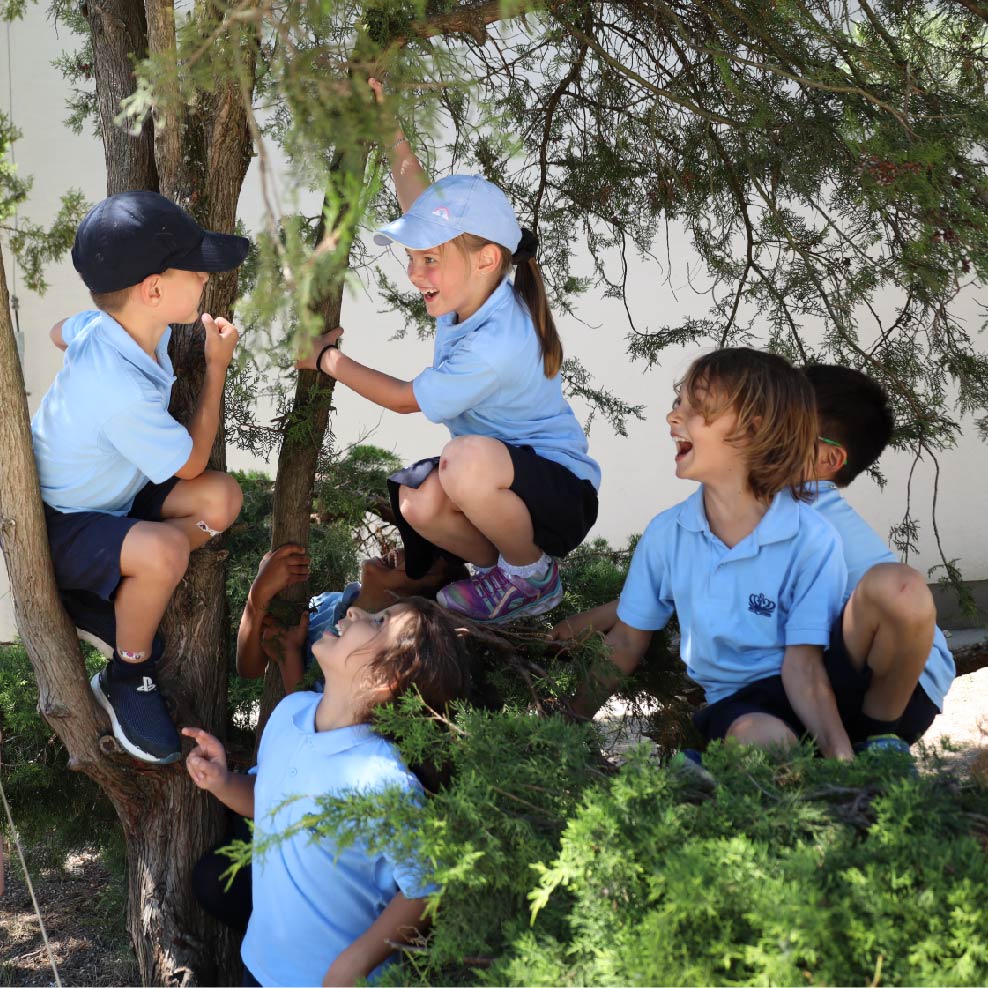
<box><xmin>726</xmin><ymin>712</ymin><xmax>799</xmax><ymax>750</ymax></box>
<box><xmin>160</xmin><ymin>471</ymin><xmax>243</xmax><ymax>550</ymax></box>
<box><xmin>842</xmin><ymin>562</ymin><xmax>935</xmax><ymax>722</ymax></box>
<box><xmin>436</xmin><ymin>436</ymin><xmax>541</xmax><ymax>566</ymax></box>
<box><xmin>399</xmin><ymin>472</ymin><xmax>498</xmax><ymax>567</ymax></box>
<box><xmin>115</xmin><ymin>521</ymin><xmax>191</xmax><ymax>657</ymax></box>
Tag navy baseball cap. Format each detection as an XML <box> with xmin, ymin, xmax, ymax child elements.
<box><xmin>72</xmin><ymin>190</ymin><xmax>250</xmax><ymax>294</ymax></box>
<box><xmin>373</xmin><ymin>175</ymin><xmax>522</xmax><ymax>253</ymax></box>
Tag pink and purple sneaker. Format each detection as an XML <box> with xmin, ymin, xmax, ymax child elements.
<box><xmin>437</xmin><ymin>561</ymin><xmax>563</xmax><ymax>624</ymax></box>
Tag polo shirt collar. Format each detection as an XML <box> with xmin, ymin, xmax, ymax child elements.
<box><xmin>677</xmin><ymin>486</ymin><xmax>801</xmax><ymax>552</ymax></box>
<box><xmin>435</xmin><ymin>275</ymin><xmax>514</xmax><ymax>341</ymax></box>
<box><xmin>97</xmin><ymin>311</ymin><xmax>175</xmax><ymax>385</ymax></box>
<box><xmin>291</xmin><ymin>695</ymin><xmax>376</xmax><ymax>756</ymax></box>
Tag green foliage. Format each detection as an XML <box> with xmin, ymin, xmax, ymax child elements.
<box><xmin>295</xmin><ymin>724</ymin><xmax>988</xmax><ymax>987</ymax></box>
<box><xmin>0</xmin><ymin>643</ymin><xmax>124</xmax><ymax>873</ymax></box>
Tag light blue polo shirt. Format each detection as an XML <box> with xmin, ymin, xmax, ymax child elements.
<box><xmin>412</xmin><ymin>277</ymin><xmax>601</xmax><ymax>488</ymax></box>
<box><xmin>31</xmin><ymin>309</ymin><xmax>193</xmax><ymax>515</ymax></box>
<box><xmin>242</xmin><ymin>691</ymin><xmax>436</xmax><ymax>988</ymax></box>
<box><xmin>809</xmin><ymin>481</ymin><xmax>955</xmax><ymax>709</ymax></box>
<box><xmin>617</xmin><ymin>487</ymin><xmax>847</xmax><ymax>703</ymax></box>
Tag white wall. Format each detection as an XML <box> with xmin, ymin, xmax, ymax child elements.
<box><xmin>2</xmin><ymin>7</ymin><xmax>986</xmax><ymax>641</ymax></box>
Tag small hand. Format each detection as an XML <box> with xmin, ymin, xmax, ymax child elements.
<box><xmin>296</xmin><ymin>327</ymin><xmax>344</xmax><ymax>374</ymax></box>
<box><xmin>249</xmin><ymin>543</ymin><xmax>311</xmax><ymax>610</ymax></box>
<box><xmin>182</xmin><ymin>727</ymin><xmax>228</xmax><ymax>792</ymax></box>
<box><xmin>368</xmin><ymin>77</ymin><xmax>385</xmax><ymax>104</ymax></box>
<box><xmin>202</xmin><ymin>313</ymin><xmax>240</xmax><ymax>370</ymax></box>
<box><xmin>548</xmin><ymin>614</ymin><xmax>589</xmax><ymax>642</ymax></box>
<box><xmin>261</xmin><ymin>610</ymin><xmax>310</xmax><ymax>665</ymax></box>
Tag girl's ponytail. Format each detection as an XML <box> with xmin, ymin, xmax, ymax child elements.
<box><xmin>513</xmin><ymin>228</ymin><xmax>563</xmax><ymax>378</ymax></box>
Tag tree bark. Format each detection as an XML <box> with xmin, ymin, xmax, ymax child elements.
<box><xmin>82</xmin><ymin>0</ymin><xmax>158</xmax><ymax>194</ymax></box>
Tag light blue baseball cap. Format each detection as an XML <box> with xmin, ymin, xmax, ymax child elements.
<box><xmin>374</xmin><ymin>174</ymin><xmax>523</xmax><ymax>253</ymax></box>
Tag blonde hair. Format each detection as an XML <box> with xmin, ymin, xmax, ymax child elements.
<box><xmin>448</xmin><ymin>233</ymin><xmax>563</xmax><ymax>378</ymax></box>
<box><xmin>679</xmin><ymin>348</ymin><xmax>817</xmax><ymax>502</ymax></box>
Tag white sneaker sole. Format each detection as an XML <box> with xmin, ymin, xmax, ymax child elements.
<box><xmin>89</xmin><ymin>671</ymin><xmax>181</xmax><ymax>765</ymax></box>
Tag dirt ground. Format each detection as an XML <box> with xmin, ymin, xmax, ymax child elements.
<box><xmin>0</xmin><ymin>849</ymin><xmax>139</xmax><ymax>988</ymax></box>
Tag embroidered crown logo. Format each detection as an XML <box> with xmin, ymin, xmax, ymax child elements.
<box><xmin>748</xmin><ymin>592</ymin><xmax>776</xmax><ymax>617</ymax></box>
<box><xmin>432</xmin><ymin>206</ymin><xmax>451</xmax><ymax>221</ymax></box>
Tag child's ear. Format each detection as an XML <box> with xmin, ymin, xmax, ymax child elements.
<box><xmin>474</xmin><ymin>243</ymin><xmax>503</xmax><ymax>276</ymax></box>
<box><xmin>813</xmin><ymin>441</ymin><xmax>847</xmax><ymax>481</ymax></box>
<box><xmin>140</xmin><ymin>273</ymin><xmax>164</xmax><ymax>307</ymax></box>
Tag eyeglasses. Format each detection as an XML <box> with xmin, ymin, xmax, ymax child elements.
<box><xmin>817</xmin><ymin>436</ymin><xmax>844</xmax><ymax>450</ymax></box>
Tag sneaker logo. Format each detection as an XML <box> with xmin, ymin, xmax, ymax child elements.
<box><xmin>135</xmin><ymin>676</ymin><xmax>157</xmax><ymax>693</ymax></box>
<box><xmin>432</xmin><ymin>206</ymin><xmax>451</xmax><ymax>221</ymax></box>
<box><xmin>748</xmin><ymin>593</ymin><xmax>776</xmax><ymax>617</ymax></box>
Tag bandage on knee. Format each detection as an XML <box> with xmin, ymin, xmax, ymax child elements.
<box><xmin>196</xmin><ymin>520</ymin><xmax>222</xmax><ymax>538</ymax></box>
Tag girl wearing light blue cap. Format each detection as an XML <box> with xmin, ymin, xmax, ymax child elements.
<box><xmin>298</xmin><ymin>84</ymin><xmax>600</xmax><ymax>624</ymax></box>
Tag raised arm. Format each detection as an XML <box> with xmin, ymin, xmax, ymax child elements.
<box><xmin>237</xmin><ymin>544</ymin><xmax>311</xmax><ymax>681</ymax></box>
<box><xmin>182</xmin><ymin>728</ymin><xmax>256</xmax><ymax>817</ymax></box>
<box><xmin>369</xmin><ymin>77</ymin><xmax>429</xmax><ymax>212</ymax></box>
<box><xmin>176</xmin><ymin>313</ymin><xmax>239</xmax><ymax>480</ymax></box>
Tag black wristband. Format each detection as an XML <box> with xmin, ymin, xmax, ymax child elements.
<box><xmin>316</xmin><ymin>344</ymin><xmax>334</xmax><ymax>375</ymax></box>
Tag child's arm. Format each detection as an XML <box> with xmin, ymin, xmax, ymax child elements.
<box><xmin>570</xmin><ymin>618</ymin><xmax>652</xmax><ymax>719</ymax></box>
<box><xmin>50</xmin><ymin>320</ymin><xmax>68</xmax><ymax>351</ymax></box>
<box><xmin>322</xmin><ymin>892</ymin><xmax>429</xmax><ymax>987</ymax></box>
<box><xmin>182</xmin><ymin>728</ymin><xmax>256</xmax><ymax>816</ymax></box>
<box><xmin>176</xmin><ymin>314</ymin><xmax>240</xmax><ymax>480</ymax></box>
<box><xmin>369</xmin><ymin>77</ymin><xmax>429</xmax><ymax>212</ymax></box>
<box><xmin>780</xmin><ymin>644</ymin><xmax>854</xmax><ymax>761</ymax></box>
<box><xmin>550</xmin><ymin>599</ymin><xmax>620</xmax><ymax>642</ymax></box>
<box><xmin>237</xmin><ymin>544</ymin><xmax>311</xmax><ymax>679</ymax></box>
<box><xmin>296</xmin><ymin>327</ymin><xmax>420</xmax><ymax>414</ymax></box>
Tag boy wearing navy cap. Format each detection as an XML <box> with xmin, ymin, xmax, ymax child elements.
<box><xmin>32</xmin><ymin>190</ymin><xmax>249</xmax><ymax>765</ymax></box>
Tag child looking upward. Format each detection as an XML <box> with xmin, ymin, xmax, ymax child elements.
<box><xmin>32</xmin><ymin>190</ymin><xmax>248</xmax><ymax>764</ymax></box>
<box><xmin>298</xmin><ymin>84</ymin><xmax>599</xmax><ymax>625</ymax></box>
<box><xmin>572</xmin><ymin>348</ymin><xmax>851</xmax><ymax>758</ymax></box>
<box><xmin>184</xmin><ymin>596</ymin><xmax>472</xmax><ymax>987</ymax></box>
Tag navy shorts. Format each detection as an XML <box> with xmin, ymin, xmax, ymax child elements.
<box><xmin>387</xmin><ymin>443</ymin><xmax>599</xmax><ymax>580</ymax></box>
<box><xmin>43</xmin><ymin>477</ymin><xmax>181</xmax><ymax>601</ymax></box>
<box><xmin>693</xmin><ymin>607</ymin><xmax>939</xmax><ymax>745</ymax></box>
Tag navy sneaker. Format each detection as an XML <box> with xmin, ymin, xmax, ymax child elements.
<box><xmin>62</xmin><ymin>589</ymin><xmax>165</xmax><ymax>662</ymax></box>
<box><xmin>668</xmin><ymin>748</ymin><xmax>717</xmax><ymax>792</ymax></box>
<box><xmin>90</xmin><ymin>664</ymin><xmax>181</xmax><ymax>765</ymax></box>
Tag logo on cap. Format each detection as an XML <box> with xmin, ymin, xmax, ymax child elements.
<box><xmin>432</xmin><ymin>207</ymin><xmax>451</xmax><ymax>221</ymax></box>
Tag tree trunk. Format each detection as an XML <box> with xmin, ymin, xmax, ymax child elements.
<box><xmin>82</xmin><ymin>0</ymin><xmax>158</xmax><ymax>194</ymax></box>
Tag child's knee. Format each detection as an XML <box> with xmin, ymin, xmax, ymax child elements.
<box><xmin>399</xmin><ymin>477</ymin><xmax>448</xmax><ymax>529</ymax></box>
<box><xmin>196</xmin><ymin>472</ymin><xmax>243</xmax><ymax>536</ymax></box>
<box><xmin>858</xmin><ymin>562</ymin><xmax>935</xmax><ymax>630</ymax></box>
<box><xmin>726</xmin><ymin>712</ymin><xmax>798</xmax><ymax>749</ymax></box>
<box><xmin>150</xmin><ymin>526</ymin><xmax>192</xmax><ymax>584</ymax></box>
<box><xmin>437</xmin><ymin>436</ymin><xmax>495</xmax><ymax>501</ymax></box>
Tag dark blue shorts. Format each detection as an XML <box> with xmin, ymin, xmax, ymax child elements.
<box><xmin>43</xmin><ymin>477</ymin><xmax>181</xmax><ymax>600</ymax></box>
<box><xmin>693</xmin><ymin>606</ymin><xmax>939</xmax><ymax>745</ymax></box>
<box><xmin>387</xmin><ymin>443</ymin><xmax>599</xmax><ymax>580</ymax></box>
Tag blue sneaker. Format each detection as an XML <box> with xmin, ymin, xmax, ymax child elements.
<box><xmin>854</xmin><ymin>734</ymin><xmax>912</xmax><ymax>756</ymax></box>
<box><xmin>668</xmin><ymin>749</ymin><xmax>716</xmax><ymax>791</ymax></box>
<box><xmin>91</xmin><ymin>664</ymin><xmax>181</xmax><ymax>765</ymax></box>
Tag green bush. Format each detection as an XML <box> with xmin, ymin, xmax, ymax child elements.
<box><xmin>293</xmin><ymin>718</ymin><xmax>988</xmax><ymax>988</ymax></box>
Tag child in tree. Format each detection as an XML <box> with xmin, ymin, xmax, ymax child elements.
<box><xmin>236</xmin><ymin>543</ymin><xmax>468</xmax><ymax>690</ymax></box>
<box><xmin>32</xmin><ymin>191</ymin><xmax>248</xmax><ymax>764</ymax></box>
<box><xmin>564</xmin><ymin>348</ymin><xmax>854</xmax><ymax>758</ymax></box>
<box><xmin>184</xmin><ymin>596</ymin><xmax>472</xmax><ymax>987</ymax></box>
<box><xmin>297</xmin><ymin>81</ymin><xmax>600</xmax><ymax>625</ymax></box>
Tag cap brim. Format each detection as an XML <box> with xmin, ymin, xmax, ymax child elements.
<box><xmin>373</xmin><ymin>213</ymin><xmax>462</xmax><ymax>250</ymax></box>
<box><xmin>170</xmin><ymin>231</ymin><xmax>250</xmax><ymax>273</ymax></box>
